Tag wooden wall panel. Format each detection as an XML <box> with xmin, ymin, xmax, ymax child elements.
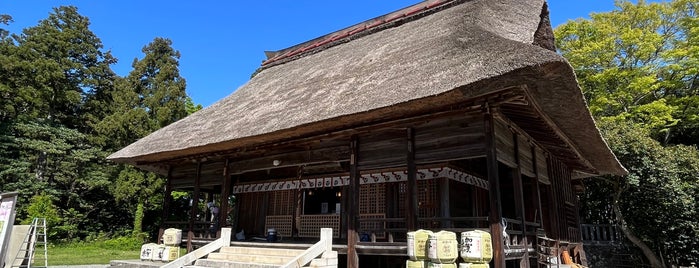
<box><xmin>358</xmin><ymin>129</ymin><xmax>406</xmax><ymax>170</ymax></box>
<box><xmin>518</xmin><ymin>135</ymin><xmax>535</xmax><ymax>177</ymax></box>
<box><xmin>414</xmin><ymin>114</ymin><xmax>485</xmax><ymax>164</ymax></box>
<box><xmin>494</xmin><ymin>119</ymin><xmax>516</xmax><ymax>167</ymax></box>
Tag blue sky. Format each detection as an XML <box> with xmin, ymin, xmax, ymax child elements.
<box><xmin>1</xmin><ymin>1</ymin><xmax>626</xmax><ymax>108</ymax></box>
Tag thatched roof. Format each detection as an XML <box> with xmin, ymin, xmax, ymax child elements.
<box><xmin>108</xmin><ymin>0</ymin><xmax>626</xmax><ymax>177</ymax></box>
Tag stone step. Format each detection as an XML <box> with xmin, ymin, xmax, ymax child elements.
<box><xmin>207</xmin><ymin>251</ymin><xmax>294</xmax><ymax>265</ymax></box>
<box><xmin>195</xmin><ymin>258</ymin><xmax>281</xmax><ymax>268</ymax></box>
<box><xmin>219</xmin><ymin>246</ymin><xmax>306</xmax><ymax>257</ymax></box>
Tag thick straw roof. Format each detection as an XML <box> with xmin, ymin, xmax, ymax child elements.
<box><xmin>108</xmin><ymin>0</ymin><xmax>626</xmax><ymax>177</ymax></box>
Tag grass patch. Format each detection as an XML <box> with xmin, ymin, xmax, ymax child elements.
<box><xmin>47</xmin><ymin>236</ymin><xmax>142</xmax><ymax>265</ymax></box>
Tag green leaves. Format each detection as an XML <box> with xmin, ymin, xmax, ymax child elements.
<box><xmin>0</xmin><ymin>6</ymin><xmax>199</xmax><ymax>241</ymax></box>
<box><xmin>557</xmin><ymin>1</ymin><xmax>699</xmax><ymax>265</ymax></box>
<box><xmin>556</xmin><ymin>0</ymin><xmax>699</xmax><ymax>143</ymax></box>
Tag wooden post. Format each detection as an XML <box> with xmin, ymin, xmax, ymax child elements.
<box><xmin>232</xmin><ymin>175</ymin><xmax>241</xmax><ymax>237</ymax></box>
<box><xmin>160</xmin><ymin>165</ymin><xmax>174</xmax><ymax>242</ymax></box>
<box><xmin>484</xmin><ymin>107</ymin><xmax>506</xmax><ymax>268</ymax></box>
<box><xmin>406</xmin><ymin>128</ymin><xmax>418</xmax><ymax>231</ymax></box>
<box><xmin>439</xmin><ymin>177</ymin><xmax>451</xmax><ymax>228</ymax></box>
<box><xmin>512</xmin><ymin>134</ymin><xmax>530</xmax><ymax>268</ymax></box>
<box><xmin>189</xmin><ymin>161</ymin><xmax>202</xmax><ymax>235</ymax></box>
<box><xmin>219</xmin><ymin>159</ymin><xmax>231</xmax><ymax>229</ymax></box>
<box><xmin>547</xmin><ymin>158</ymin><xmax>561</xmax><ymax>240</ymax></box>
<box><xmin>347</xmin><ymin>135</ymin><xmax>360</xmax><ymax>268</ymax></box>
<box><xmin>531</xmin><ymin>147</ymin><xmax>545</xmax><ymax>231</ymax></box>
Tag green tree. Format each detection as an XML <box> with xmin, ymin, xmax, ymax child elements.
<box><xmin>556</xmin><ymin>1</ymin><xmax>699</xmax><ymax>266</ymax></box>
<box><xmin>9</xmin><ymin>6</ymin><xmax>116</xmax><ymax>127</ymax></box>
<box><xmin>22</xmin><ymin>194</ymin><xmax>62</xmax><ymax>239</ymax></box>
<box><xmin>581</xmin><ymin>121</ymin><xmax>699</xmax><ymax>267</ymax></box>
<box><xmin>0</xmin><ymin>14</ymin><xmax>11</xmax><ymax>39</ymax></box>
<box><xmin>555</xmin><ymin>0</ymin><xmax>699</xmax><ymax>144</ymax></box>
<box><xmin>0</xmin><ymin>6</ymin><xmax>126</xmax><ymax>240</ymax></box>
<box><xmin>98</xmin><ymin>37</ymin><xmax>189</xmax><ymax>234</ymax></box>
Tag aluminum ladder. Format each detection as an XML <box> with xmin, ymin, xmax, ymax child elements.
<box><xmin>12</xmin><ymin>218</ymin><xmax>47</xmax><ymax>268</ymax></box>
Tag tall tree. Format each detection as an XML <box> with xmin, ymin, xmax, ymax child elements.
<box><xmin>555</xmin><ymin>0</ymin><xmax>699</xmax><ymax>144</ymax></box>
<box><xmin>9</xmin><ymin>6</ymin><xmax>116</xmax><ymax>127</ymax></box>
<box><xmin>98</xmin><ymin>37</ymin><xmax>188</xmax><ymax>234</ymax></box>
<box><xmin>555</xmin><ymin>1</ymin><xmax>699</xmax><ymax>266</ymax></box>
<box><xmin>0</xmin><ymin>6</ymin><xmax>124</xmax><ymax>239</ymax></box>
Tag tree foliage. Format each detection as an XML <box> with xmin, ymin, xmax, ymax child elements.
<box><xmin>0</xmin><ymin>6</ymin><xmax>199</xmax><ymax>241</ymax></box>
<box><xmin>555</xmin><ymin>0</ymin><xmax>699</xmax><ymax>266</ymax></box>
<box><xmin>556</xmin><ymin>0</ymin><xmax>699</xmax><ymax>144</ymax></box>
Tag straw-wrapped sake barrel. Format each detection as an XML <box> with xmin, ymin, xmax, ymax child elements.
<box><xmin>407</xmin><ymin>229</ymin><xmax>433</xmax><ymax>260</ymax></box>
<box><xmin>460</xmin><ymin>229</ymin><xmax>493</xmax><ymax>263</ymax></box>
<box><xmin>428</xmin><ymin>230</ymin><xmax>458</xmax><ymax>263</ymax></box>
<box><xmin>406</xmin><ymin>260</ymin><xmax>427</xmax><ymax>268</ymax></box>
<box><xmin>458</xmin><ymin>263</ymin><xmax>490</xmax><ymax>268</ymax></box>
<box><xmin>427</xmin><ymin>262</ymin><xmax>457</xmax><ymax>268</ymax></box>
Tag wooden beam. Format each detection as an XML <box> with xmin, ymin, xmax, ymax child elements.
<box><xmin>347</xmin><ymin>135</ymin><xmax>359</xmax><ymax>268</ymax></box>
<box><xmin>229</xmin><ymin>146</ymin><xmax>350</xmax><ymax>174</ymax></box>
<box><xmin>219</xmin><ymin>159</ymin><xmax>231</xmax><ymax>229</ymax></box>
<box><xmin>484</xmin><ymin>107</ymin><xmax>506</xmax><ymax>268</ymax></box>
<box><xmin>512</xmin><ymin>134</ymin><xmax>530</xmax><ymax>268</ymax></box>
<box><xmin>406</xmin><ymin>128</ymin><xmax>418</xmax><ymax>231</ymax></box>
<box><xmin>143</xmin><ymin>104</ymin><xmax>487</xmax><ymax>167</ymax></box>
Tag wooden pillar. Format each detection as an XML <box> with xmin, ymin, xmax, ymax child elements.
<box><xmin>232</xmin><ymin>175</ymin><xmax>241</xmax><ymax>236</ymax></box>
<box><xmin>219</xmin><ymin>159</ymin><xmax>231</xmax><ymax>229</ymax></box>
<box><xmin>161</xmin><ymin>165</ymin><xmax>174</xmax><ymax>226</ymax></box>
<box><xmin>347</xmin><ymin>135</ymin><xmax>360</xmax><ymax>268</ymax></box>
<box><xmin>439</xmin><ymin>177</ymin><xmax>451</xmax><ymax>228</ymax></box>
<box><xmin>158</xmin><ymin>166</ymin><xmax>174</xmax><ymax>244</ymax></box>
<box><xmin>188</xmin><ymin>161</ymin><xmax>202</xmax><ymax>250</ymax></box>
<box><xmin>406</xmin><ymin>128</ymin><xmax>418</xmax><ymax>231</ymax></box>
<box><xmin>484</xmin><ymin>107</ymin><xmax>506</xmax><ymax>268</ymax></box>
<box><xmin>531</xmin><ymin>147</ymin><xmax>545</xmax><ymax>231</ymax></box>
<box><xmin>512</xmin><ymin>134</ymin><xmax>530</xmax><ymax>268</ymax></box>
<box><xmin>547</xmin><ymin>158</ymin><xmax>561</xmax><ymax>240</ymax></box>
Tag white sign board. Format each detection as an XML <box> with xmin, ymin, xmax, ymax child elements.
<box><xmin>0</xmin><ymin>192</ymin><xmax>18</xmax><ymax>268</ymax></box>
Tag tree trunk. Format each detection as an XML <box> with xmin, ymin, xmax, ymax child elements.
<box><xmin>612</xmin><ymin>193</ymin><xmax>665</xmax><ymax>268</ymax></box>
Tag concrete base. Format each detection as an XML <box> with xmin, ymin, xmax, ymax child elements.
<box><xmin>4</xmin><ymin>225</ymin><xmax>29</xmax><ymax>268</ymax></box>
<box><xmin>109</xmin><ymin>259</ymin><xmax>164</xmax><ymax>268</ymax></box>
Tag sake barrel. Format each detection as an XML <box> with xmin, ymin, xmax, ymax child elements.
<box><xmin>460</xmin><ymin>229</ymin><xmax>493</xmax><ymax>263</ymax></box>
<box><xmin>139</xmin><ymin>243</ymin><xmax>157</xmax><ymax>261</ymax></box>
<box><xmin>161</xmin><ymin>246</ymin><xmax>180</xmax><ymax>262</ymax></box>
<box><xmin>407</xmin><ymin>229</ymin><xmax>433</xmax><ymax>260</ymax></box>
<box><xmin>152</xmin><ymin>245</ymin><xmax>166</xmax><ymax>261</ymax></box>
<box><xmin>458</xmin><ymin>263</ymin><xmax>490</xmax><ymax>268</ymax></box>
<box><xmin>406</xmin><ymin>259</ymin><xmax>427</xmax><ymax>268</ymax></box>
<box><xmin>427</xmin><ymin>262</ymin><xmax>457</xmax><ymax>268</ymax></box>
<box><xmin>427</xmin><ymin>230</ymin><xmax>458</xmax><ymax>263</ymax></box>
<box><xmin>163</xmin><ymin>228</ymin><xmax>182</xmax><ymax>245</ymax></box>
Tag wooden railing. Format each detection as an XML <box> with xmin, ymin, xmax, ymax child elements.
<box><xmin>580</xmin><ymin>224</ymin><xmax>622</xmax><ymax>244</ymax></box>
<box><xmin>160</xmin><ymin>228</ymin><xmax>231</xmax><ymax>268</ymax></box>
<box><xmin>281</xmin><ymin>228</ymin><xmax>333</xmax><ymax>268</ymax></box>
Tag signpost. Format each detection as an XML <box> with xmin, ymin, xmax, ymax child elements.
<box><xmin>0</xmin><ymin>192</ymin><xmax>18</xmax><ymax>268</ymax></box>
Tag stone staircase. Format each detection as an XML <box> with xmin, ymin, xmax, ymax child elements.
<box><xmin>110</xmin><ymin>228</ymin><xmax>338</xmax><ymax>268</ymax></box>
<box><xmin>187</xmin><ymin>246</ymin><xmax>338</xmax><ymax>268</ymax></box>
